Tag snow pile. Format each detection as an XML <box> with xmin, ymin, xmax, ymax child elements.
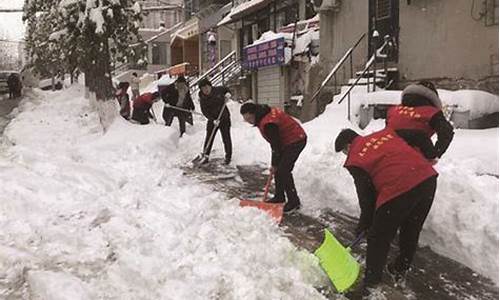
<box><xmin>0</xmin><ymin>86</ymin><xmax>328</xmax><ymax>299</ymax></box>
<box><xmin>350</xmin><ymin>88</ymin><xmax>499</xmax><ymax>120</ymax></box>
<box><xmin>440</xmin><ymin>89</ymin><xmax>499</xmax><ymax>119</ymax></box>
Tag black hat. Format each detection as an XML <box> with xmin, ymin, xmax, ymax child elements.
<box><xmin>240</xmin><ymin>102</ymin><xmax>257</xmax><ymax>115</ymax></box>
<box><xmin>198</xmin><ymin>78</ymin><xmax>212</xmax><ymax>88</ymax></box>
<box><xmin>417</xmin><ymin>80</ymin><xmax>438</xmax><ymax>96</ymax></box>
<box><xmin>334</xmin><ymin>129</ymin><xmax>359</xmax><ymax>152</ymax></box>
<box><xmin>176</xmin><ymin>76</ymin><xmax>187</xmax><ymax>84</ymax></box>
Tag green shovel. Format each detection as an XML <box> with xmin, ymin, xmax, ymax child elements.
<box><xmin>314</xmin><ymin>229</ymin><xmax>364</xmax><ymax>293</ymax></box>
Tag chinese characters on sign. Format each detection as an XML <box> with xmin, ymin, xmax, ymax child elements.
<box><xmin>242</xmin><ymin>37</ymin><xmax>285</xmax><ymax>70</ymax></box>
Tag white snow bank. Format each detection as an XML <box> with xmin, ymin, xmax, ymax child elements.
<box><xmin>0</xmin><ymin>86</ymin><xmax>328</xmax><ymax>299</ymax></box>
<box><xmin>350</xmin><ymin>88</ymin><xmax>499</xmax><ymax>120</ymax></box>
<box><xmin>440</xmin><ymin>89</ymin><xmax>499</xmax><ymax>119</ymax></box>
<box><xmin>28</xmin><ymin>271</ymin><xmax>91</xmax><ymax>300</ymax></box>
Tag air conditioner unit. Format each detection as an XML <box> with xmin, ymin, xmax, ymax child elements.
<box><xmin>313</xmin><ymin>0</ymin><xmax>341</xmax><ymax>12</ymax></box>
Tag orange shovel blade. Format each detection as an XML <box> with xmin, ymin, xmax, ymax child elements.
<box><xmin>239</xmin><ymin>199</ymin><xmax>284</xmax><ymax>223</ymax></box>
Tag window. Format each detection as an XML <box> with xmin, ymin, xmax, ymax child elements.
<box><xmin>152</xmin><ymin>42</ymin><xmax>168</xmax><ymax>65</ymax></box>
<box><xmin>485</xmin><ymin>0</ymin><xmax>499</xmax><ymax>26</ymax></box>
<box><xmin>376</xmin><ymin>0</ymin><xmax>391</xmax><ymax>20</ymax></box>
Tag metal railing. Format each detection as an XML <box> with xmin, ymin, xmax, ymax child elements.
<box><xmin>189</xmin><ymin>50</ymin><xmax>241</xmax><ymax>96</ymax></box>
<box><xmin>337</xmin><ymin>39</ymin><xmax>392</xmax><ymax>120</ymax></box>
<box><xmin>309</xmin><ymin>33</ymin><xmax>366</xmax><ymax>103</ymax></box>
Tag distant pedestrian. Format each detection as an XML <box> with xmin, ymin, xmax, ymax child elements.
<box><xmin>131</xmin><ymin>91</ymin><xmax>160</xmax><ymax>125</ymax></box>
<box><xmin>240</xmin><ymin>102</ymin><xmax>307</xmax><ymax>214</ymax></box>
<box><xmin>131</xmin><ymin>72</ymin><xmax>141</xmax><ymax>101</ymax></box>
<box><xmin>197</xmin><ymin>78</ymin><xmax>232</xmax><ymax>165</ymax></box>
<box><xmin>7</xmin><ymin>73</ymin><xmax>20</xmax><ymax>99</ymax></box>
<box><xmin>161</xmin><ymin>76</ymin><xmax>195</xmax><ymax>137</ymax></box>
<box><xmin>115</xmin><ymin>82</ymin><xmax>130</xmax><ymax>120</ymax></box>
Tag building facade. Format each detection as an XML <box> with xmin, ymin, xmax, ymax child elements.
<box><xmin>319</xmin><ymin>0</ymin><xmax>499</xmax><ymax>94</ymax></box>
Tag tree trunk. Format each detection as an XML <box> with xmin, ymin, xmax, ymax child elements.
<box><xmin>91</xmin><ymin>39</ymin><xmax>118</xmax><ymax>131</ymax></box>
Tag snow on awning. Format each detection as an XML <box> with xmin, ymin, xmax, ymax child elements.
<box><xmin>217</xmin><ymin>0</ymin><xmax>272</xmax><ymax>27</ymax></box>
<box><xmin>171</xmin><ymin>19</ymin><xmax>199</xmax><ymax>43</ymax></box>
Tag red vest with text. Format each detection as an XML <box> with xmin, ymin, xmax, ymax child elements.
<box><xmin>258</xmin><ymin>108</ymin><xmax>306</xmax><ymax>147</ymax></box>
<box><xmin>345</xmin><ymin>128</ymin><xmax>437</xmax><ymax>208</ymax></box>
<box><xmin>386</xmin><ymin>105</ymin><xmax>441</xmax><ymax>137</ymax></box>
<box><xmin>133</xmin><ymin>93</ymin><xmax>155</xmax><ymax>109</ymax></box>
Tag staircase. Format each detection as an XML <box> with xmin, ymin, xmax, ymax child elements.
<box><xmin>310</xmin><ymin>33</ymin><xmax>398</xmax><ymax>121</ymax></box>
<box><xmin>189</xmin><ymin>50</ymin><xmax>241</xmax><ymax>97</ymax></box>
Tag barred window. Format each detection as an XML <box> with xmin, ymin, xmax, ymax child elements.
<box><xmin>376</xmin><ymin>0</ymin><xmax>391</xmax><ymax>20</ymax></box>
<box><xmin>485</xmin><ymin>0</ymin><xmax>499</xmax><ymax>26</ymax></box>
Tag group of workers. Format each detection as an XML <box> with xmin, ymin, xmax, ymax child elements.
<box><xmin>116</xmin><ymin>74</ymin><xmax>454</xmax><ymax>297</ymax></box>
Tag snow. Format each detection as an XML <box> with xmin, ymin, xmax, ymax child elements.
<box><xmin>48</xmin><ymin>29</ymin><xmax>68</xmax><ymax>41</ymax></box>
<box><xmin>0</xmin><ymin>87</ymin><xmax>328</xmax><ymax>299</ymax></box>
<box><xmin>59</xmin><ymin>0</ymin><xmax>79</xmax><ymax>8</ymax></box>
<box><xmin>132</xmin><ymin>2</ymin><xmax>141</xmax><ymax>15</ymax></box>
<box><xmin>89</xmin><ymin>5</ymin><xmax>105</xmax><ymax>34</ymax></box>
<box><xmin>346</xmin><ymin>88</ymin><xmax>499</xmax><ymax>121</ymax></box>
<box><xmin>218</xmin><ymin>0</ymin><xmax>268</xmax><ymax>26</ymax></box>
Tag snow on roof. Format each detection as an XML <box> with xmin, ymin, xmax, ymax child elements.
<box><xmin>246</xmin><ymin>31</ymin><xmax>293</xmax><ymax>47</ymax></box>
<box><xmin>217</xmin><ymin>0</ymin><xmax>269</xmax><ymax>26</ymax></box>
<box><xmin>246</xmin><ymin>28</ymin><xmax>319</xmax><ymax>55</ymax></box>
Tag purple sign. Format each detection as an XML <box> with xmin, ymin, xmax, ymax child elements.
<box><xmin>242</xmin><ymin>37</ymin><xmax>285</xmax><ymax>70</ymax></box>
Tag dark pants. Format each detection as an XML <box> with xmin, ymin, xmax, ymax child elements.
<box><xmin>203</xmin><ymin>120</ymin><xmax>232</xmax><ymax>160</ymax></box>
<box><xmin>364</xmin><ymin>175</ymin><xmax>437</xmax><ymax>286</ymax></box>
<box><xmin>163</xmin><ymin>108</ymin><xmax>188</xmax><ymax>136</ymax></box>
<box><xmin>275</xmin><ymin>138</ymin><xmax>307</xmax><ymax>205</ymax></box>
<box><xmin>132</xmin><ymin>108</ymin><xmax>151</xmax><ymax>125</ymax></box>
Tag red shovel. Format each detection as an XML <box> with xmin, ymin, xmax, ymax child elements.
<box><xmin>239</xmin><ymin>173</ymin><xmax>284</xmax><ymax>223</ymax></box>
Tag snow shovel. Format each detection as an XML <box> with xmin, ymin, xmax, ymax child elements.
<box><xmin>239</xmin><ymin>173</ymin><xmax>284</xmax><ymax>223</ymax></box>
<box><xmin>192</xmin><ymin>101</ymin><xmax>228</xmax><ymax>164</ymax></box>
<box><xmin>314</xmin><ymin>230</ymin><xmax>364</xmax><ymax>293</ymax></box>
<box><xmin>164</xmin><ymin>103</ymin><xmax>205</xmax><ymax>117</ymax></box>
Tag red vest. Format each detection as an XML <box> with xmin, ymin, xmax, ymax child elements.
<box><xmin>133</xmin><ymin>93</ymin><xmax>154</xmax><ymax>109</ymax></box>
<box><xmin>386</xmin><ymin>105</ymin><xmax>441</xmax><ymax>137</ymax></box>
<box><xmin>345</xmin><ymin>128</ymin><xmax>437</xmax><ymax>208</ymax></box>
<box><xmin>258</xmin><ymin>108</ymin><xmax>306</xmax><ymax>146</ymax></box>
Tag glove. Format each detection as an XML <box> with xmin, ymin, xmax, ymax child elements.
<box><xmin>213</xmin><ymin>120</ymin><xmax>220</xmax><ymax>127</ymax></box>
<box><xmin>165</xmin><ymin>103</ymin><xmax>171</xmax><ymax>108</ymax></box>
<box><xmin>224</xmin><ymin>92</ymin><xmax>232</xmax><ymax>101</ymax></box>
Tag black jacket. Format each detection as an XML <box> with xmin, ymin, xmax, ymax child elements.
<box><xmin>385</xmin><ymin>94</ymin><xmax>454</xmax><ymax>158</ymax></box>
<box><xmin>254</xmin><ymin>105</ymin><xmax>282</xmax><ymax>166</ymax></box>
<box><xmin>161</xmin><ymin>84</ymin><xmax>195</xmax><ymax>110</ymax></box>
<box><xmin>347</xmin><ymin>166</ymin><xmax>377</xmax><ymax>234</ymax></box>
<box><xmin>199</xmin><ymin>86</ymin><xmax>231</xmax><ymax>123</ymax></box>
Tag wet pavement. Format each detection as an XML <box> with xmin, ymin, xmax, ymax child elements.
<box><xmin>182</xmin><ymin>158</ymin><xmax>498</xmax><ymax>300</ymax></box>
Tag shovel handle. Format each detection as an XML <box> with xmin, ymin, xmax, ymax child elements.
<box><xmin>348</xmin><ymin>232</ymin><xmax>365</xmax><ymax>249</ymax></box>
<box><xmin>262</xmin><ymin>173</ymin><xmax>274</xmax><ymax>202</ymax></box>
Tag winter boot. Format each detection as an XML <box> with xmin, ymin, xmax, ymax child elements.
<box><xmin>386</xmin><ymin>262</ymin><xmax>408</xmax><ymax>288</ymax></box>
<box><xmin>265</xmin><ymin>196</ymin><xmax>285</xmax><ymax>204</ymax></box>
<box><xmin>283</xmin><ymin>201</ymin><xmax>301</xmax><ymax>214</ymax></box>
<box><xmin>199</xmin><ymin>155</ymin><xmax>209</xmax><ymax>165</ymax></box>
<box><xmin>224</xmin><ymin>156</ymin><xmax>231</xmax><ymax>165</ymax></box>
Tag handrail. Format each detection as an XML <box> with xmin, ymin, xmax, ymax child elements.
<box><xmin>189</xmin><ymin>50</ymin><xmax>236</xmax><ymax>88</ymax></box>
<box><xmin>337</xmin><ymin>54</ymin><xmax>376</xmax><ymax>105</ymax></box>
<box><xmin>309</xmin><ymin>33</ymin><xmax>366</xmax><ymax>103</ymax></box>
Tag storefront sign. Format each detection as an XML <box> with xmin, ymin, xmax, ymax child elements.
<box><xmin>243</xmin><ymin>37</ymin><xmax>285</xmax><ymax>70</ymax></box>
